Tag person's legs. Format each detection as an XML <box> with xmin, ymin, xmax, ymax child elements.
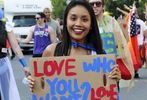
<box><xmin>10</xmin><ymin>49</ymin><xmax>15</xmax><ymax>60</ymax></box>
<box><xmin>0</xmin><ymin>69</ymin><xmax>10</xmax><ymax>100</ymax></box>
<box><xmin>6</xmin><ymin>57</ymin><xmax>21</xmax><ymax>100</ymax></box>
<box><xmin>0</xmin><ymin>58</ymin><xmax>10</xmax><ymax>100</ymax></box>
<box><xmin>134</xmin><ymin>70</ymin><xmax>140</xmax><ymax>78</ymax></box>
<box><xmin>134</xmin><ymin>45</ymin><xmax>144</xmax><ymax>78</ymax></box>
<box><xmin>143</xmin><ymin>45</ymin><xmax>147</xmax><ymax>68</ymax></box>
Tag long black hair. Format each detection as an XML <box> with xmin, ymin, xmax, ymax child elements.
<box><xmin>0</xmin><ymin>21</ymin><xmax>7</xmax><ymax>48</ymax></box>
<box><xmin>55</xmin><ymin>0</ymin><xmax>103</xmax><ymax>56</ymax></box>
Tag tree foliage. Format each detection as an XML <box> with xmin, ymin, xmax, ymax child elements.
<box><xmin>51</xmin><ymin>0</ymin><xmax>146</xmax><ymax>19</ymax></box>
<box><xmin>51</xmin><ymin>0</ymin><xmax>66</xmax><ymax>19</ymax></box>
<box><xmin>105</xmin><ymin>0</ymin><xmax>146</xmax><ymax>18</ymax></box>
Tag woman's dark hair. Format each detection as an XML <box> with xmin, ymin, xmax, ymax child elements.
<box><xmin>36</xmin><ymin>12</ymin><xmax>46</xmax><ymax>18</ymax></box>
<box><xmin>36</xmin><ymin>12</ymin><xmax>46</xmax><ymax>22</ymax></box>
<box><xmin>0</xmin><ymin>21</ymin><xmax>7</xmax><ymax>48</ymax></box>
<box><xmin>56</xmin><ymin>0</ymin><xmax>103</xmax><ymax>56</ymax></box>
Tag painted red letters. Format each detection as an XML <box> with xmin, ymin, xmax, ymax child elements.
<box><xmin>91</xmin><ymin>84</ymin><xmax>117</xmax><ymax>100</ymax></box>
<box><xmin>34</xmin><ymin>58</ymin><xmax>77</xmax><ymax>77</ymax></box>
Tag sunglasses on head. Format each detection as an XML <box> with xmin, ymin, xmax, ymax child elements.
<box><xmin>89</xmin><ymin>1</ymin><xmax>102</xmax><ymax>7</ymax></box>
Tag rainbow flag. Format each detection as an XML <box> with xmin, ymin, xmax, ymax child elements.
<box><xmin>129</xmin><ymin>11</ymin><xmax>142</xmax><ymax>71</ymax></box>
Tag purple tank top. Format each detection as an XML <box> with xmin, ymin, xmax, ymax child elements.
<box><xmin>33</xmin><ymin>24</ymin><xmax>51</xmax><ymax>54</ymax></box>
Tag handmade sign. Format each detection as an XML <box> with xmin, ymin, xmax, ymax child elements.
<box><xmin>30</xmin><ymin>54</ymin><xmax>118</xmax><ymax>100</ymax></box>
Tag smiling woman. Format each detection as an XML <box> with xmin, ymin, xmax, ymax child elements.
<box><xmin>42</xmin><ymin>0</ymin><xmax>104</xmax><ymax>56</ymax></box>
<box><xmin>67</xmin><ymin>5</ymin><xmax>91</xmax><ymax>42</ymax></box>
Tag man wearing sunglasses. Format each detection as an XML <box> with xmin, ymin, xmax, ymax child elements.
<box><xmin>89</xmin><ymin>0</ymin><xmax>104</xmax><ymax>18</ymax></box>
<box><xmin>89</xmin><ymin>0</ymin><xmax>134</xmax><ymax>86</ymax></box>
<box><xmin>18</xmin><ymin>13</ymin><xmax>56</xmax><ymax>57</ymax></box>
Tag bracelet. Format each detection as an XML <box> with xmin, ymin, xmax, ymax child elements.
<box><xmin>19</xmin><ymin>58</ymin><xmax>27</xmax><ymax>68</ymax></box>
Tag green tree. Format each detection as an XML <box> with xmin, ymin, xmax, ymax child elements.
<box><xmin>105</xmin><ymin>0</ymin><xmax>146</xmax><ymax>18</ymax></box>
<box><xmin>51</xmin><ymin>0</ymin><xmax>66</xmax><ymax>19</ymax></box>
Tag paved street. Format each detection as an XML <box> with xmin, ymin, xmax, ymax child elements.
<box><xmin>10</xmin><ymin>54</ymin><xmax>32</xmax><ymax>100</ymax></box>
<box><xmin>10</xmin><ymin>53</ymin><xmax>147</xmax><ymax>100</ymax></box>
<box><xmin>120</xmin><ymin>68</ymin><xmax>147</xmax><ymax>100</ymax></box>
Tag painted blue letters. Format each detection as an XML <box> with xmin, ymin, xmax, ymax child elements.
<box><xmin>83</xmin><ymin>57</ymin><xmax>115</xmax><ymax>73</ymax></box>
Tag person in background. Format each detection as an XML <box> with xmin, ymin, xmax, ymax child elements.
<box><xmin>18</xmin><ymin>13</ymin><xmax>56</xmax><ymax>57</ymax></box>
<box><xmin>28</xmin><ymin>0</ymin><xmax>121</xmax><ymax>94</ymax></box>
<box><xmin>89</xmin><ymin>0</ymin><xmax>134</xmax><ymax>81</ymax></box>
<box><xmin>144</xmin><ymin>31</ymin><xmax>147</xmax><ymax>68</ymax></box>
<box><xmin>136</xmin><ymin>9</ymin><xmax>147</xmax><ymax>70</ymax></box>
<box><xmin>0</xmin><ymin>8</ymin><xmax>29</xmax><ymax>100</ymax></box>
<box><xmin>143</xmin><ymin>4</ymin><xmax>147</xmax><ymax>67</ymax></box>
<box><xmin>43</xmin><ymin>7</ymin><xmax>62</xmax><ymax>40</ymax></box>
<box><xmin>116</xmin><ymin>3</ymin><xmax>147</xmax><ymax>77</ymax></box>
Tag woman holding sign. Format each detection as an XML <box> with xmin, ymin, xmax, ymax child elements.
<box><xmin>28</xmin><ymin>0</ymin><xmax>121</xmax><ymax>96</ymax></box>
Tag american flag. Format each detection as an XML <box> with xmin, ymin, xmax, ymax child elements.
<box><xmin>130</xmin><ymin>12</ymin><xmax>137</xmax><ymax>37</ymax></box>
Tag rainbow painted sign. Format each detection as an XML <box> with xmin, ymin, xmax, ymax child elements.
<box><xmin>100</xmin><ymin>32</ymin><xmax>118</xmax><ymax>56</ymax></box>
<box><xmin>30</xmin><ymin>54</ymin><xmax>118</xmax><ymax>100</ymax></box>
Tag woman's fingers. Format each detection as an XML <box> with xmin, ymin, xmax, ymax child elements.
<box><xmin>109</xmin><ymin>66</ymin><xmax>121</xmax><ymax>81</ymax></box>
<box><xmin>27</xmin><ymin>75</ymin><xmax>35</xmax><ymax>92</ymax></box>
<box><xmin>109</xmin><ymin>74</ymin><xmax>121</xmax><ymax>81</ymax></box>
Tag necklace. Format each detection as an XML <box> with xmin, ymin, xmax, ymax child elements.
<box><xmin>37</xmin><ymin>24</ymin><xmax>46</xmax><ymax>37</ymax></box>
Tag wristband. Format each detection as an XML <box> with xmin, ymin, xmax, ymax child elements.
<box><xmin>19</xmin><ymin>58</ymin><xmax>27</xmax><ymax>68</ymax></box>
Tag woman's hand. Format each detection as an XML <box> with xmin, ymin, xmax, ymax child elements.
<box><xmin>108</xmin><ymin>65</ymin><xmax>121</xmax><ymax>81</ymax></box>
<box><xmin>27</xmin><ymin>76</ymin><xmax>35</xmax><ymax>92</ymax></box>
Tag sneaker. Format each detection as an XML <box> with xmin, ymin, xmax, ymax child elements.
<box><xmin>10</xmin><ymin>55</ymin><xmax>15</xmax><ymax>60</ymax></box>
<box><xmin>134</xmin><ymin>72</ymin><xmax>139</xmax><ymax>78</ymax></box>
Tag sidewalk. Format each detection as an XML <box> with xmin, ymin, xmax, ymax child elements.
<box><xmin>120</xmin><ymin>68</ymin><xmax>147</xmax><ymax>100</ymax></box>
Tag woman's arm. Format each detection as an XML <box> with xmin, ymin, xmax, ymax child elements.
<box><xmin>7</xmin><ymin>30</ymin><xmax>29</xmax><ymax>75</ymax></box>
<box><xmin>17</xmin><ymin>26</ymin><xmax>34</xmax><ymax>43</ymax></box>
<box><xmin>48</xmin><ymin>26</ymin><xmax>57</xmax><ymax>43</ymax></box>
<box><xmin>42</xmin><ymin>43</ymin><xmax>57</xmax><ymax>57</ymax></box>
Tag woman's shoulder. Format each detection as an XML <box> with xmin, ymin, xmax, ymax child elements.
<box><xmin>42</xmin><ymin>43</ymin><xmax>58</xmax><ymax>57</ymax></box>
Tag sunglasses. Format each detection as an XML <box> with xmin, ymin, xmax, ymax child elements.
<box><xmin>89</xmin><ymin>1</ymin><xmax>102</xmax><ymax>7</ymax></box>
<box><xmin>35</xmin><ymin>17</ymin><xmax>40</xmax><ymax>20</ymax></box>
<box><xmin>44</xmin><ymin>12</ymin><xmax>50</xmax><ymax>14</ymax></box>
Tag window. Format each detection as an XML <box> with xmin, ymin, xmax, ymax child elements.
<box><xmin>13</xmin><ymin>15</ymin><xmax>36</xmax><ymax>27</ymax></box>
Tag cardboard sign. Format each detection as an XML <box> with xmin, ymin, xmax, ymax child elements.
<box><xmin>30</xmin><ymin>54</ymin><xmax>118</xmax><ymax>100</ymax></box>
